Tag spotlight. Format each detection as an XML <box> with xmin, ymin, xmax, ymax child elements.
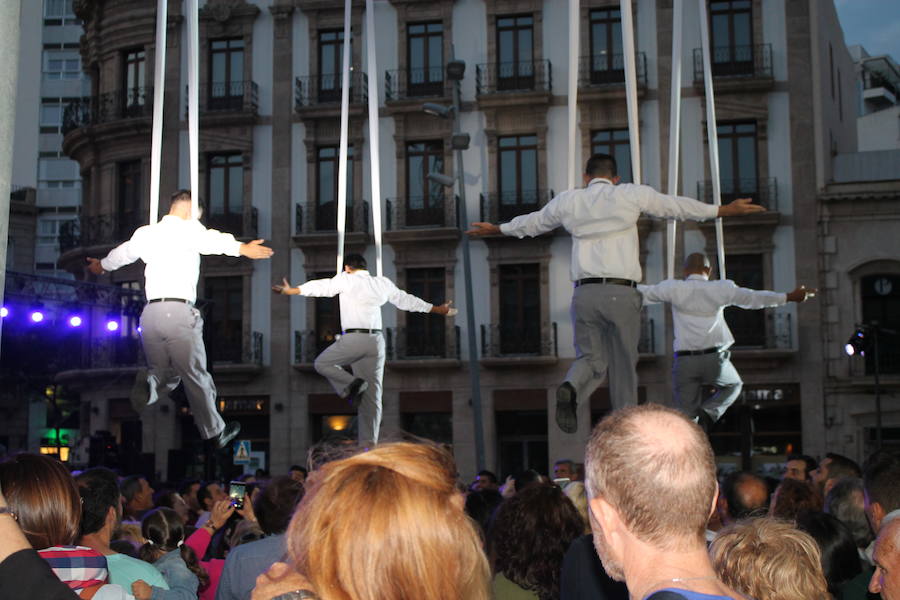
<box><xmin>105</xmin><ymin>310</ymin><xmax>121</xmax><ymax>332</ymax></box>
<box><xmin>30</xmin><ymin>307</ymin><xmax>45</xmax><ymax>323</ymax></box>
<box><xmin>0</xmin><ymin>307</ymin><xmax>7</xmax><ymax>318</ymax></box>
<box><xmin>844</xmin><ymin>328</ymin><xmax>866</xmax><ymax>357</ymax></box>
<box><xmin>68</xmin><ymin>315</ymin><xmax>83</xmax><ymax>327</ymax></box>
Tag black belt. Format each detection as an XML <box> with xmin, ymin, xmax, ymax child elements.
<box><xmin>343</xmin><ymin>328</ymin><xmax>382</xmax><ymax>334</ymax></box>
<box><xmin>575</xmin><ymin>277</ymin><xmax>637</xmax><ymax>288</ymax></box>
<box><xmin>675</xmin><ymin>347</ymin><xmax>721</xmax><ymax>357</ymax></box>
<box><xmin>147</xmin><ymin>298</ymin><xmax>193</xmax><ymax>306</ymax></box>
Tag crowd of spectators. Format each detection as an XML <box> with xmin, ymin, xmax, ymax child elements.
<box><xmin>1</xmin><ymin>404</ymin><xmax>899</xmax><ymax>600</ymax></box>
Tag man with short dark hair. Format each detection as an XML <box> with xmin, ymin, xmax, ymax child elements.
<box><xmin>826</xmin><ymin>477</ymin><xmax>874</xmax><ymax>563</ymax></box>
<box><xmin>468</xmin><ymin>155</ymin><xmax>765</xmax><ymax>433</ymax></box>
<box><xmin>554</xmin><ymin>460</ymin><xmax>575</xmax><ymax>482</ymax></box>
<box><xmin>120</xmin><ymin>475</ymin><xmax>154</xmax><ymax>521</ymax></box>
<box><xmin>274</xmin><ymin>253</ymin><xmax>455</xmax><ymax>447</ymax></box>
<box><xmin>288</xmin><ymin>465</ymin><xmax>307</xmax><ymax>484</ymax></box>
<box><xmin>470</xmin><ymin>470</ymin><xmax>499</xmax><ymax>492</ymax></box>
<box><xmin>784</xmin><ymin>454</ymin><xmax>818</xmax><ymax>481</ymax></box>
<box><xmin>812</xmin><ymin>452</ymin><xmax>863</xmax><ymax>498</ymax></box>
<box><xmin>863</xmin><ymin>451</ymin><xmax>900</xmax><ymax>535</ymax></box>
<box><xmin>215</xmin><ymin>476</ymin><xmax>304</xmax><ymax>600</ymax></box>
<box><xmin>76</xmin><ymin>468</ymin><xmax>169</xmax><ymax>590</ymax></box>
<box><xmin>87</xmin><ymin>189</ymin><xmax>274</xmax><ymax>449</ymax></box>
<box><xmin>585</xmin><ymin>404</ymin><xmax>741</xmax><ymax>598</ymax></box>
<box><xmin>195</xmin><ymin>481</ymin><xmax>227</xmax><ymax>528</ymax></box>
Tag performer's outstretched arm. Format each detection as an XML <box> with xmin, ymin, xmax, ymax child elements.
<box><xmin>86</xmin><ymin>228</ymin><xmax>148</xmax><ymax>275</ymax></box>
<box><xmin>272</xmin><ymin>275</ymin><xmax>343</xmax><ymax>297</ymax></box>
<box><xmin>467</xmin><ymin>194</ymin><xmax>566</xmax><ymax>239</ymax></box>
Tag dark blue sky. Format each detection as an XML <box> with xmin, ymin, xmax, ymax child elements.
<box><xmin>835</xmin><ymin>0</ymin><xmax>900</xmax><ymax>60</ymax></box>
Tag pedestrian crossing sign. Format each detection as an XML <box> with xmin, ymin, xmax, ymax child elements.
<box><xmin>233</xmin><ymin>440</ymin><xmax>252</xmax><ymax>465</ymax></box>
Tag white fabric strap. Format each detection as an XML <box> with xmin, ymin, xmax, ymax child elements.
<box><xmin>335</xmin><ymin>0</ymin><xmax>352</xmax><ymax>274</ymax></box>
<box><xmin>149</xmin><ymin>0</ymin><xmax>167</xmax><ymax>225</ymax></box>
<box><xmin>566</xmin><ymin>0</ymin><xmax>580</xmax><ymax>190</ymax></box>
<box><xmin>365</xmin><ymin>0</ymin><xmax>383</xmax><ymax>276</ymax></box>
<box><xmin>620</xmin><ymin>0</ymin><xmax>641</xmax><ymax>185</ymax></box>
<box><xmin>697</xmin><ymin>0</ymin><xmax>726</xmax><ymax>279</ymax></box>
<box><xmin>665</xmin><ymin>0</ymin><xmax>683</xmax><ymax>280</ymax></box>
<box><xmin>185</xmin><ymin>0</ymin><xmax>200</xmax><ymax>218</ymax></box>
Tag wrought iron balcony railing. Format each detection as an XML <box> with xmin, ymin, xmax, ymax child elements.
<box><xmin>729</xmin><ymin>311</ymin><xmax>792</xmax><ymax>350</ymax></box>
<box><xmin>59</xmin><ymin>212</ymin><xmax>147</xmax><ymax>253</ymax></box>
<box><xmin>481</xmin><ymin>322</ymin><xmax>557</xmax><ymax>358</ymax></box>
<box><xmin>62</xmin><ymin>87</ymin><xmax>153</xmax><ymax>134</ymax></box>
<box><xmin>386</xmin><ymin>326</ymin><xmax>460</xmax><ymax>360</ymax></box>
<box><xmin>480</xmin><ymin>189</ymin><xmax>552</xmax><ymax>224</ymax></box>
<box><xmin>197</xmin><ymin>81</ymin><xmax>259</xmax><ymax>114</ymax></box>
<box><xmin>384</xmin><ymin>68</ymin><xmax>448</xmax><ymax>101</ymax></box>
<box><xmin>295</xmin><ymin>201</ymin><xmax>369</xmax><ymax>235</ymax></box>
<box><xmin>207</xmin><ymin>330</ymin><xmax>263</xmax><ymax>364</ymax></box>
<box><xmin>205</xmin><ymin>206</ymin><xmax>258</xmax><ymax>239</ymax></box>
<box><xmin>385</xmin><ymin>194</ymin><xmax>457</xmax><ymax>230</ymax></box>
<box><xmin>476</xmin><ymin>59</ymin><xmax>552</xmax><ymax>95</ymax></box>
<box><xmin>295</xmin><ymin>71</ymin><xmax>368</xmax><ymax>108</ymax></box>
<box><xmin>696</xmin><ymin>178</ymin><xmax>778</xmax><ymax>211</ymax></box>
<box><xmin>578</xmin><ymin>53</ymin><xmax>647</xmax><ymax>87</ymax></box>
<box><xmin>639</xmin><ymin>312</ymin><xmax>655</xmax><ymax>355</ymax></box>
<box><xmin>693</xmin><ymin>44</ymin><xmax>773</xmax><ymax>81</ymax></box>
<box><xmin>295</xmin><ymin>329</ymin><xmax>343</xmax><ymax>364</ymax></box>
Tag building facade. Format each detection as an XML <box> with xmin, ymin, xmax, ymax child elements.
<box><xmin>41</xmin><ymin>0</ymin><xmax>896</xmax><ymax>481</ymax></box>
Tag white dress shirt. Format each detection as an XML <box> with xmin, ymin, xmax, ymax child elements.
<box><xmin>101</xmin><ymin>215</ymin><xmax>243</xmax><ymax>303</ymax></box>
<box><xmin>299</xmin><ymin>270</ymin><xmax>433</xmax><ymax>330</ymax></box>
<box><xmin>639</xmin><ymin>274</ymin><xmax>787</xmax><ymax>351</ymax></box>
<box><xmin>499</xmin><ymin>178</ymin><xmax>719</xmax><ymax>282</ymax></box>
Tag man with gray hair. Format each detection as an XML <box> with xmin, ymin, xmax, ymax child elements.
<box><xmin>639</xmin><ymin>253</ymin><xmax>814</xmax><ymax>428</ymax></box>
<box><xmin>826</xmin><ymin>477</ymin><xmax>874</xmax><ymax>564</ymax></box>
<box><xmin>585</xmin><ymin>404</ymin><xmax>741</xmax><ymax>599</ymax></box>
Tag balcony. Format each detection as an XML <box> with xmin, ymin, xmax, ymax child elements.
<box><xmin>693</xmin><ymin>44</ymin><xmax>774</xmax><ymax>92</ymax></box>
<box><xmin>386</xmin><ymin>326</ymin><xmax>461</xmax><ymax>366</ymax></box>
<box><xmin>62</xmin><ymin>87</ymin><xmax>153</xmax><ymax>134</ymax></box>
<box><xmin>293</xmin><ymin>329</ymin><xmax>340</xmax><ymax>368</ymax></box>
<box><xmin>204</xmin><ymin>330</ymin><xmax>264</xmax><ymax>382</ymax></box>
<box><xmin>475</xmin><ymin>60</ymin><xmax>552</xmax><ymax>107</ymax></box>
<box><xmin>730</xmin><ymin>312</ymin><xmax>793</xmax><ymax>362</ymax></box>
<box><xmin>295</xmin><ymin>201</ymin><xmax>369</xmax><ymax>235</ymax></box>
<box><xmin>385</xmin><ymin>68</ymin><xmax>449</xmax><ymax>102</ymax></box>
<box><xmin>578</xmin><ymin>53</ymin><xmax>647</xmax><ymax>94</ymax></box>
<box><xmin>205</xmin><ymin>206</ymin><xmax>258</xmax><ymax>239</ymax></box>
<box><xmin>385</xmin><ymin>193</ymin><xmax>459</xmax><ymax>231</ymax></box>
<box><xmin>58</xmin><ymin>212</ymin><xmax>147</xmax><ymax>254</ymax></box>
<box><xmin>480</xmin><ymin>322</ymin><xmax>558</xmax><ymax>366</ymax></box>
<box><xmin>639</xmin><ymin>310</ymin><xmax>656</xmax><ymax>355</ymax></box>
<box><xmin>295</xmin><ymin>72</ymin><xmax>367</xmax><ymax>116</ymax></box>
<box><xmin>198</xmin><ymin>81</ymin><xmax>259</xmax><ymax>114</ymax></box>
<box><xmin>480</xmin><ymin>189</ymin><xmax>552</xmax><ymax>224</ymax></box>
<box><xmin>862</xmin><ymin>69</ymin><xmax>899</xmax><ymax>111</ymax></box>
<box><xmin>696</xmin><ymin>178</ymin><xmax>778</xmax><ymax>211</ymax></box>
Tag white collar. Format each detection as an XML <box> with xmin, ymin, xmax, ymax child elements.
<box><xmin>588</xmin><ymin>177</ymin><xmax>614</xmax><ymax>187</ymax></box>
<box><xmin>686</xmin><ymin>274</ymin><xmax>710</xmax><ymax>281</ymax></box>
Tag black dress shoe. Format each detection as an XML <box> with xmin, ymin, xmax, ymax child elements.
<box><xmin>345</xmin><ymin>378</ymin><xmax>369</xmax><ymax>409</ymax></box>
<box><xmin>213</xmin><ymin>421</ymin><xmax>242</xmax><ymax>449</ymax></box>
<box><xmin>556</xmin><ymin>382</ymin><xmax>578</xmax><ymax>434</ymax></box>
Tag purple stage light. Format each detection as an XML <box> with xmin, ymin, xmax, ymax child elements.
<box><xmin>68</xmin><ymin>315</ymin><xmax>83</xmax><ymax>327</ymax></box>
<box><xmin>30</xmin><ymin>310</ymin><xmax>45</xmax><ymax>323</ymax></box>
<box><xmin>0</xmin><ymin>307</ymin><xmax>7</xmax><ymax>318</ymax></box>
<box><xmin>106</xmin><ymin>320</ymin><xmax>120</xmax><ymax>332</ymax></box>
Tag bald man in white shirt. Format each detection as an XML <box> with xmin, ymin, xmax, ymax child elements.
<box><xmin>273</xmin><ymin>254</ymin><xmax>454</xmax><ymax>447</ymax></box>
<box><xmin>639</xmin><ymin>253</ymin><xmax>814</xmax><ymax>427</ymax></box>
<box><xmin>87</xmin><ymin>190</ymin><xmax>273</xmax><ymax>449</ymax></box>
<box><xmin>467</xmin><ymin>154</ymin><xmax>765</xmax><ymax>434</ymax></box>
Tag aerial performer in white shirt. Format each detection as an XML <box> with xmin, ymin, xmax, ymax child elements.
<box><xmin>639</xmin><ymin>252</ymin><xmax>816</xmax><ymax>428</ymax></box>
<box><xmin>86</xmin><ymin>190</ymin><xmax>274</xmax><ymax>450</ymax></box>
<box><xmin>467</xmin><ymin>153</ymin><xmax>766</xmax><ymax>434</ymax></box>
<box><xmin>272</xmin><ymin>253</ymin><xmax>456</xmax><ymax>447</ymax></box>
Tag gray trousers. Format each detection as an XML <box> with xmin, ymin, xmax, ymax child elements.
<box><xmin>314</xmin><ymin>332</ymin><xmax>385</xmax><ymax>447</ymax></box>
<box><xmin>673</xmin><ymin>350</ymin><xmax>743</xmax><ymax>422</ymax></box>
<box><xmin>139</xmin><ymin>302</ymin><xmax>225</xmax><ymax>440</ymax></box>
<box><xmin>565</xmin><ymin>284</ymin><xmax>642</xmax><ymax>410</ymax></box>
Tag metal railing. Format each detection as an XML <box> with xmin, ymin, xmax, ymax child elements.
<box><xmin>245</xmin><ymin>331</ymin><xmax>263</xmax><ymax>365</ymax></box>
<box><xmin>696</xmin><ymin>178</ymin><xmax>778</xmax><ymax>211</ymax></box>
<box><xmin>730</xmin><ymin>311</ymin><xmax>792</xmax><ymax>350</ymax></box>
<box><xmin>480</xmin><ymin>189</ymin><xmax>552</xmax><ymax>223</ymax></box>
<box><xmin>579</xmin><ymin>53</ymin><xmax>647</xmax><ymax>87</ymax></box>
<box><xmin>384</xmin><ymin>68</ymin><xmax>448</xmax><ymax>101</ymax></box>
<box><xmin>205</xmin><ymin>206</ymin><xmax>258</xmax><ymax>238</ymax></box>
<box><xmin>481</xmin><ymin>322</ymin><xmax>557</xmax><ymax>358</ymax></box>
<box><xmin>295</xmin><ymin>71</ymin><xmax>368</xmax><ymax>108</ymax></box>
<box><xmin>295</xmin><ymin>201</ymin><xmax>369</xmax><ymax>235</ymax></box>
<box><xmin>295</xmin><ymin>329</ymin><xmax>342</xmax><ymax>364</ymax></box>
<box><xmin>59</xmin><ymin>213</ymin><xmax>146</xmax><ymax>253</ymax></box>
<box><xmin>863</xmin><ymin>70</ymin><xmax>899</xmax><ymax>97</ymax></box>
<box><xmin>385</xmin><ymin>194</ymin><xmax>457</xmax><ymax>230</ymax></box>
<box><xmin>386</xmin><ymin>326</ymin><xmax>460</xmax><ymax>360</ymax></box>
<box><xmin>196</xmin><ymin>81</ymin><xmax>259</xmax><ymax>114</ymax></box>
<box><xmin>476</xmin><ymin>59</ymin><xmax>552</xmax><ymax>95</ymax></box>
<box><xmin>62</xmin><ymin>87</ymin><xmax>154</xmax><ymax>134</ymax></box>
<box><xmin>693</xmin><ymin>44</ymin><xmax>773</xmax><ymax>81</ymax></box>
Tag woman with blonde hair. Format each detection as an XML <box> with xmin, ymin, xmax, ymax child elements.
<box><xmin>709</xmin><ymin>517</ymin><xmax>830</xmax><ymax>600</ymax></box>
<box><xmin>252</xmin><ymin>442</ymin><xmax>490</xmax><ymax>600</ymax></box>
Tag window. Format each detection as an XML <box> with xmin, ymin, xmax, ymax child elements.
<box><xmin>405</xmin><ymin>268</ymin><xmax>446</xmax><ymax>357</ymax></box>
<box><xmin>496</xmin><ymin>409</ymin><xmax>548</xmax><ymax>477</ymax></box>
<box><xmin>37</xmin><ymin>218</ymin><xmax>77</xmax><ymax>246</ymax></box>
<box><xmin>498</xmin><ymin>264</ymin><xmax>541</xmax><ymax>355</ymax></box>
<box><xmin>40</xmin><ymin>101</ymin><xmax>64</xmax><ymax>129</ymax></box>
<box><xmin>117</xmin><ymin>160</ymin><xmax>143</xmax><ymax>240</ymax></box>
<box><xmin>407</xmin><ymin>22</ymin><xmax>443</xmax><ymax>96</ymax></box>
<box><xmin>204</xmin><ymin>276</ymin><xmax>244</xmax><ymax>363</ymax></box>
<box><xmin>589</xmin><ymin>9</ymin><xmax>623</xmax><ymax>83</ymax></box>
<box><xmin>591</xmin><ymin>129</ymin><xmax>633</xmax><ymax>183</ymax></box>
<box><xmin>723</xmin><ymin>254</ymin><xmax>766</xmax><ymax>348</ymax></box>
<box><xmin>709</xmin><ymin>0</ymin><xmax>753</xmax><ymax>76</ymax></box>
<box><xmin>318</xmin><ymin>30</ymin><xmax>346</xmax><ymax>102</ymax></box>
<box><xmin>316</xmin><ymin>146</ymin><xmax>353</xmax><ymax>231</ymax></box>
<box><xmin>717</xmin><ymin>122</ymin><xmax>758</xmax><ymax>203</ymax></box>
<box><xmin>44</xmin><ymin>0</ymin><xmax>79</xmax><ymax>25</ymax></box>
<box><xmin>43</xmin><ymin>50</ymin><xmax>81</xmax><ymax>80</ymax></box>
<box><xmin>313</xmin><ymin>271</ymin><xmax>341</xmax><ymax>355</ymax></box>
<box><xmin>209</xmin><ymin>38</ymin><xmax>245</xmax><ymax>110</ymax></box>
<box><xmin>496</xmin><ymin>15</ymin><xmax>534</xmax><ymax>90</ymax></box>
<box><xmin>405</xmin><ymin>141</ymin><xmax>444</xmax><ymax>226</ymax></box>
<box><xmin>861</xmin><ymin>275</ymin><xmax>900</xmax><ymax>375</ymax></box>
<box><xmin>829</xmin><ymin>44</ymin><xmax>835</xmax><ymax>100</ymax></box>
<box><xmin>497</xmin><ymin>135</ymin><xmax>538</xmax><ymax>221</ymax></box>
<box><xmin>39</xmin><ymin>158</ymin><xmax>80</xmax><ymax>189</ymax></box>
<box><xmin>121</xmin><ymin>49</ymin><xmax>146</xmax><ymax>116</ymax></box>
<box><xmin>207</xmin><ymin>153</ymin><xmax>244</xmax><ymax>235</ymax></box>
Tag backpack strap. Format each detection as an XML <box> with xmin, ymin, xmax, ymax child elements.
<box><xmin>78</xmin><ymin>583</ymin><xmax>103</xmax><ymax>599</ymax></box>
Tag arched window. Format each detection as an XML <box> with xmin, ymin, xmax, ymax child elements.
<box><xmin>860</xmin><ymin>274</ymin><xmax>900</xmax><ymax>375</ymax></box>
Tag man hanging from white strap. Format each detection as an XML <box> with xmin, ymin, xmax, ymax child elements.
<box><xmin>468</xmin><ymin>154</ymin><xmax>765</xmax><ymax>434</ymax></box>
<box><xmin>87</xmin><ymin>190</ymin><xmax>274</xmax><ymax>450</ymax></box>
<box><xmin>639</xmin><ymin>252</ymin><xmax>816</xmax><ymax>429</ymax></box>
<box><xmin>273</xmin><ymin>254</ymin><xmax>455</xmax><ymax>448</ymax></box>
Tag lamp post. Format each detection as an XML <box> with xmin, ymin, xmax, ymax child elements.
<box><xmin>423</xmin><ymin>59</ymin><xmax>486</xmax><ymax>472</ymax></box>
<box><xmin>844</xmin><ymin>322</ymin><xmax>895</xmax><ymax>449</ymax></box>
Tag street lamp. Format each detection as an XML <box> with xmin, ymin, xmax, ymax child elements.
<box><xmin>422</xmin><ymin>56</ymin><xmax>487</xmax><ymax>472</ymax></box>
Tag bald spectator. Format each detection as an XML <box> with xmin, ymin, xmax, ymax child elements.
<box><xmin>783</xmin><ymin>454</ymin><xmax>817</xmax><ymax>482</ymax></box>
<box><xmin>585</xmin><ymin>404</ymin><xmax>741</xmax><ymax>599</ymax></box>
<box><xmin>719</xmin><ymin>471</ymin><xmax>769</xmax><ymax>524</ymax></box>
<box><xmin>811</xmin><ymin>453</ymin><xmax>861</xmax><ymax>498</ymax></box>
<box><xmin>863</xmin><ymin>451</ymin><xmax>900</xmax><ymax>535</ymax></box>
<box><xmin>870</xmin><ymin>517</ymin><xmax>900</xmax><ymax>600</ymax></box>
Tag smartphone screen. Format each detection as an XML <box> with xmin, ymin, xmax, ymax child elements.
<box><xmin>553</xmin><ymin>477</ymin><xmax>571</xmax><ymax>487</ymax></box>
<box><xmin>228</xmin><ymin>481</ymin><xmax>246</xmax><ymax>509</ymax></box>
